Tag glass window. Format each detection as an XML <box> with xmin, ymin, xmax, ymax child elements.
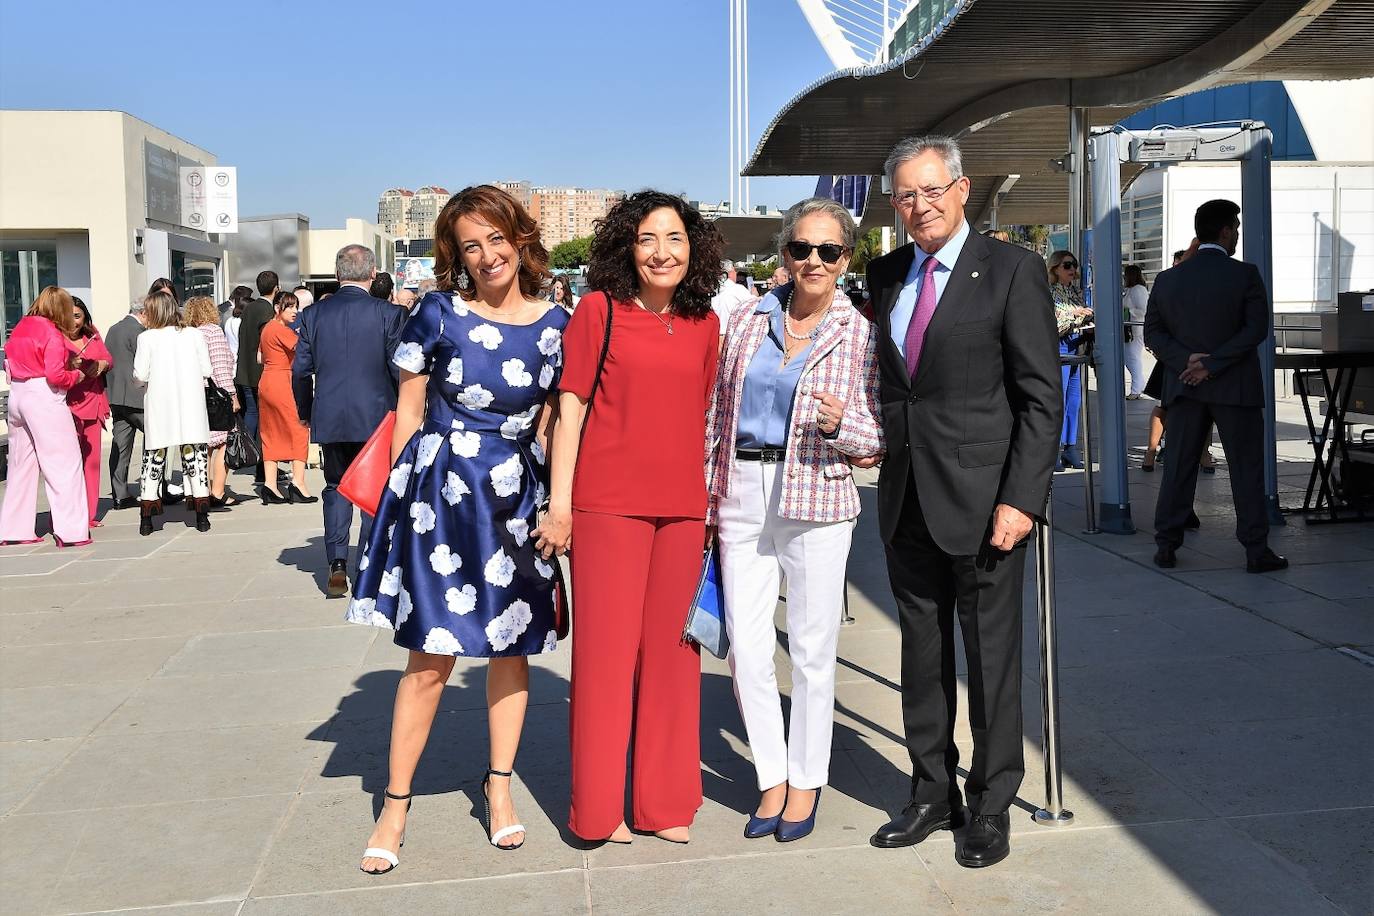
<box><xmin>1</xmin><ymin>248</ymin><xmax>58</xmax><ymax>341</ymax></box>
<box><xmin>171</xmin><ymin>250</ymin><xmax>219</xmax><ymax>303</ymax></box>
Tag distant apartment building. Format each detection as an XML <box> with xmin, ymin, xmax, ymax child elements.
<box><xmin>530</xmin><ymin>186</ymin><xmax>623</xmax><ymax>248</ymax></box>
<box><xmin>376</xmin><ymin>185</ymin><xmax>449</xmax><ymax>240</ymax></box>
<box><xmin>377</xmin><ymin>188</ymin><xmax>413</xmax><ymax>236</ymax></box>
<box><xmin>495</xmin><ymin>180</ymin><xmax>532</xmax><ymax>213</ymax></box>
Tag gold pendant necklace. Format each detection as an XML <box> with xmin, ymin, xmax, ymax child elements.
<box><xmin>634</xmin><ymin>297</ymin><xmax>674</xmax><ymax>335</ymax></box>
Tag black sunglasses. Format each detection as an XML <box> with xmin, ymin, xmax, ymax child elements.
<box><xmin>1059</xmin><ymin>261</ymin><xmax>1079</xmax><ymax>270</ymax></box>
<box><xmin>785</xmin><ymin>241</ymin><xmax>848</xmax><ymax>264</ymax></box>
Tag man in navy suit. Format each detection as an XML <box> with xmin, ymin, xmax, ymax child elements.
<box><xmin>293</xmin><ymin>245</ymin><xmax>407</xmax><ymax>597</ymax></box>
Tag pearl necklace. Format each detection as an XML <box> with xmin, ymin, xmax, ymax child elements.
<box><xmin>784</xmin><ymin>289</ymin><xmax>829</xmax><ymax>341</ymax></box>
<box><xmin>633</xmin><ymin>297</ymin><xmax>674</xmax><ymax>335</ymax></box>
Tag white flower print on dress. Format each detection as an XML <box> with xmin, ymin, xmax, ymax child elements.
<box><xmin>530</xmin><ymin>439</ymin><xmax>547</xmax><ymax>466</ymax></box>
<box><xmin>450</xmin><ymin>294</ymin><xmax>470</xmax><ymax>316</ymax></box>
<box><xmin>446</xmin><ymin>583</ymin><xmax>477</xmax><ymax>615</ymax></box>
<box><xmin>484</xmin><ymin>549</ymin><xmax>516</xmax><ymax>587</ymax></box>
<box><xmin>394</xmin><ymin>341</ymin><xmax>427</xmax><ymax>373</ymax></box>
<box><xmin>538</xmin><ymin>362</ymin><xmax>555</xmax><ymax>389</ymax></box>
<box><xmin>542</xmin><ymin>630</ymin><xmax>558</xmax><ymax>653</ymax></box>
<box><xmin>486</xmin><ymin>599</ymin><xmax>533</xmax><ymax>651</ymax></box>
<box><xmin>346</xmin><ymin>597</ymin><xmax>393</xmax><ymax>629</ymax></box>
<box><xmin>469</xmin><ymin>323</ymin><xmax>503</xmax><ymax>350</ymax></box>
<box><xmin>380</xmin><ymin>566</ymin><xmax>402</xmax><ymax>596</ymax></box>
<box><xmin>499</xmin><ymin>404</ymin><xmax>538</xmax><ymax>440</ymax></box>
<box><xmin>534</xmin><ymin>481</ymin><xmax>547</xmax><ymax>505</ymax></box>
<box><xmin>537</xmin><ymin>327</ymin><xmax>561</xmax><ymax>356</ymax></box>
<box><xmin>489</xmin><ymin>454</ymin><xmax>523</xmax><ymax>498</ymax></box>
<box><xmin>397</xmin><ymin>587</ymin><xmax>414</xmax><ymax>627</ymax></box>
<box><xmin>415</xmin><ymin>433</ymin><xmax>444</xmax><ymax>470</ymax></box>
<box><xmin>450</xmin><ymin>429</ymin><xmax>481</xmax><ymax>458</ymax></box>
<box><xmin>410</xmin><ymin>500</ymin><xmax>436</xmax><ymax>534</ymax></box>
<box><xmin>506</xmin><ymin>517</ymin><xmax>529</xmax><ymax>547</ymax></box>
<box><xmin>501</xmin><ymin>358</ymin><xmax>532</xmax><ymax>388</ymax></box>
<box><xmin>534</xmin><ymin>557</ymin><xmax>554</xmax><ymax>580</ymax></box>
<box><xmin>422</xmin><ymin>626</ymin><xmax>463</xmax><ymax>655</ymax></box>
<box><xmin>359</xmin><ymin>553</ymin><xmax>369</xmax><ymax>571</ymax></box>
<box><xmin>441</xmin><ymin>471</ymin><xmax>471</xmax><ymax>506</ymax></box>
<box><xmin>445</xmin><ymin>356</ymin><xmax>463</xmax><ymax>386</ymax></box>
<box><xmin>388</xmin><ymin>462</ymin><xmax>413</xmax><ymax>498</ymax></box>
<box><xmin>458</xmin><ymin>384</ymin><xmax>494</xmax><ymax>410</ymax></box>
<box><xmin>387</xmin><ymin>523</ymin><xmax>396</xmax><ymax>542</ymax></box>
<box><xmin>429</xmin><ymin>543</ymin><xmax>462</xmax><ymax>576</ymax></box>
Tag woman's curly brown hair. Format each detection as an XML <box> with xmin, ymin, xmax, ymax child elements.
<box><xmin>433</xmin><ymin>185</ymin><xmax>551</xmax><ymax>301</ymax></box>
<box><xmin>585</xmin><ymin>191</ymin><xmax>724</xmax><ymax>320</ymax></box>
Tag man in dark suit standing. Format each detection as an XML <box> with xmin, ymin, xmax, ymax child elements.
<box><xmin>866</xmin><ymin>136</ymin><xmax>1061</xmax><ymax>868</ymax></box>
<box><xmin>293</xmin><ymin>245</ymin><xmax>406</xmax><ymax>597</ymax></box>
<box><xmin>236</xmin><ymin>270</ymin><xmax>280</xmax><ymax>489</ymax></box>
<box><xmin>104</xmin><ymin>298</ymin><xmax>147</xmax><ymax>509</ymax></box>
<box><xmin>1145</xmin><ymin>199</ymin><xmax>1286</xmax><ymax>574</ymax></box>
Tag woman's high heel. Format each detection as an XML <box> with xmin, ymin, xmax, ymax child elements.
<box><xmin>285</xmin><ymin>483</ymin><xmax>318</xmax><ymax>504</ymax></box>
<box><xmin>260</xmin><ymin>487</ymin><xmax>289</xmax><ymax>505</ymax></box>
<box><xmin>482</xmin><ymin>768</ymin><xmax>525</xmax><ymax>850</ymax></box>
<box><xmin>775</xmin><ymin>787</ymin><xmax>821</xmax><ymax>843</ymax></box>
<box><xmin>53</xmin><ymin>536</ymin><xmax>93</xmax><ymax>548</ymax></box>
<box><xmin>360</xmin><ymin>789</ymin><xmax>412</xmax><ymax>875</ymax></box>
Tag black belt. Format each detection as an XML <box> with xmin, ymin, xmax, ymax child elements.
<box><xmin>735</xmin><ymin>447</ymin><xmax>786</xmax><ymax>463</ymax></box>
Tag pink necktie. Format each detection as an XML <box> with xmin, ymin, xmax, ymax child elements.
<box><xmin>904</xmin><ymin>255</ymin><xmax>940</xmax><ymax>378</ymax></box>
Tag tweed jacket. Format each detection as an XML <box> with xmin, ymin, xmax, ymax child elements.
<box><xmin>706</xmin><ymin>285</ymin><xmax>883</xmax><ymax>524</ymax></box>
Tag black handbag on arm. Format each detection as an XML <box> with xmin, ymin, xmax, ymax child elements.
<box><xmin>205</xmin><ymin>382</ymin><xmax>236</xmax><ymax>432</ymax></box>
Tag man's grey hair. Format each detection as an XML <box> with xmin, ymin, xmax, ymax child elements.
<box><xmin>884</xmin><ymin>134</ymin><xmax>964</xmax><ymax>187</ymax></box>
<box><xmin>776</xmin><ymin>197</ymin><xmax>859</xmax><ymax>259</ymax></box>
<box><xmin>129</xmin><ymin>297</ymin><xmax>146</xmax><ymax>314</ymax></box>
<box><xmin>417</xmin><ymin>278</ymin><xmax>437</xmax><ymax>296</ymax></box>
<box><xmin>335</xmin><ymin>244</ymin><xmax>377</xmax><ymax>282</ymax></box>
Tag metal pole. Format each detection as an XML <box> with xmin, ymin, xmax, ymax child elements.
<box><xmin>1242</xmin><ymin>125</ymin><xmax>1284</xmax><ymax>526</ymax></box>
<box><xmin>1068</xmin><ymin>107</ymin><xmax>1088</xmax><ymax>257</ymax></box>
<box><xmin>1079</xmin><ymin>354</ymin><xmax>1099</xmax><ymax>534</ymax></box>
<box><xmin>1034</xmin><ymin>487</ymin><xmax>1073</xmax><ymax>827</ymax></box>
<box><xmin>841</xmin><ymin>590</ymin><xmax>855</xmax><ymax>627</ymax></box>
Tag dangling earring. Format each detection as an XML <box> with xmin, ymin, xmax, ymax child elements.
<box><xmin>456</xmin><ymin>267</ymin><xmax>471</xmax><ymax>291</ymax></box>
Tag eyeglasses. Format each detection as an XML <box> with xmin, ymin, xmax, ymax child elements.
<box><xmin>890</xmin><ymin>178</ymin><xmax>961</xmax><ymax>208</ymax></box>
<box><xmin>785</xmin><ymin>241</ymin><xmax>849</xmax><ymax>264</ymax></box>
<box><xmin>1058</xmin><ymin>261</ymin><xmax>1079</xmax><ymax>271</ymax></box>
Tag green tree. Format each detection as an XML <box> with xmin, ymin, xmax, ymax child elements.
<box><xmin>748</xmin><ymin>259</ymin><xmax>777</xmax><ymax>282</ymax></box>
<box><xmin>550</xmin><ymin>235</ymin><xmax>593</xmax><ymax>270</ymax></box>
<box><xmin>848</xmin><ymin>228</ymin><xmax>883</xmax><ymax>275</ymax></box>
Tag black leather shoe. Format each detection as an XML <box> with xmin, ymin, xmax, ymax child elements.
<box><xmin>956</xmin><ymin>812</ymin><xmax>1010</xmax><ymax>868</ymax></box>
<box><xmin>1184</xmin><ymin>511</ymin><xmax>1201</xmax><ymax>530</ymax></box>
<box><xmin>327</xmin><ymin>560</ymin><xmax>349</xmax><ymax>598</ymax></box>
<box><xmin>113</xmin><ymin>497</ymin><xmax>139</xmax><ymax>510</ymax></box>
<box><xmin>1246</xmin><ymin>549</ymin><xmax>1289</xmax><ymax>574</ymax></box>
<box><xmin>1153</xmin><ymin>546</ymin><xmax>1177</xmax><ymax>568</ymax></box>
<box><xmin>870</xmin><ymin>802</ymin><xmax>953</xmax><ymax>848</ymax></box>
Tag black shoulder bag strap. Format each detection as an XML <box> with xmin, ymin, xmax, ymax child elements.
<box><xmin>580</xmin><ymin>291</ymin><xmax>614</xmax><ymax>435</ymax></box>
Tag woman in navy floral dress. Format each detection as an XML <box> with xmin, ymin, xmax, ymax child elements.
<box><xmin>348</xmin><ymin>186</ymin><xmax>567</xmax><ymax>871</ymax></box>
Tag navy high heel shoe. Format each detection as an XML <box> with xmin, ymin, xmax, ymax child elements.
<box><xmin>775</xmin><ymin>787</ymin><xmax>822</xmax><ymax>843</ymax></box>
<box><xmin>744</xmin><ymin>810</ymin><xmax>783</xmax><ymax>839</ymax></box>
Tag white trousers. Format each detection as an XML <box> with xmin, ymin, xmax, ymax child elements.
<box><xmin>1124</xmin><ymin>334</ymin><xmax>1146</xmax><ymax>396</ymax></box>
<box><xmin>717</xmin><ymin>460</ymin><xmax>854</xmax><ymax>791</ymax></box>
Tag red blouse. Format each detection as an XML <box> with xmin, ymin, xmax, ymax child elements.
<box><xmin>562</xmin><ymin>293</ymin><xmax>720</xmax><ymax>519</ymax></box>
<box><xmin>3</xmin><ymin>316</ymin><xmax>83</xmax><ymax>390</ymax></box>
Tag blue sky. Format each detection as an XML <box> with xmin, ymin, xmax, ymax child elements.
<box><xmin>0</xmin><ymin>0</ymin><xmax>832</xmax><ymax>226</ymax></box>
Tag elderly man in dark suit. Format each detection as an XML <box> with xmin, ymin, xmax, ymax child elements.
<box><xmin>866</xmin><ymin>135</ymin><xmax>1061</xmax><ymax>868</ymax></box>
<box><xmin>104</xmin><ymin>298</ymin><xmax>147</xmax><ymax>509</ymax></box>
<box><xmin>1145</xmin><ymin>199</ymin><xmax>1286</xmax><ymax>574</ymax></box>
<box><xmin>293</xmin><ymin>245</ymin><xmax>406</xmax><ymax>597</ymax></box>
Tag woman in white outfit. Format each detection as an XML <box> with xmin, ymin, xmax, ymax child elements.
<box><xmin>1122</xmin><ymin>264</ymin><xmax>1149</xmax><ymax>398</ymax></box>
<box><xmin>705</xmin><ymin>197</ymin><xmax>883</xmax><ymax>843</ymax></box>
<box><xmin>133</xmin><ymin>289</ymin><xmax>215</xmax><ymax>535</ymax></box>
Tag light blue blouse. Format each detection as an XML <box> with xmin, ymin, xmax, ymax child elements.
<box><xmin>736</xmin><ymin>289</ymin><xmax>815</xmax><ymax>449</ymax></box>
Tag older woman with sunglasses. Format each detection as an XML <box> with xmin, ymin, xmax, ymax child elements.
<box><xmin>1048</xmin><ymin>250</ymin><xmax>1093</xmax><ymax>470</ymax></box>
<box><xmin>706</xmin><ymin>197</ymin><xmax>883</xmax><ymax>842</ymax></box>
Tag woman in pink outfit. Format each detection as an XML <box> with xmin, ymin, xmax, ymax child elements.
<box><xmin>0</xmin><ymin>286</ymin><xmax>91</xmax><ymax>547</ymax></box>
<box><xmin>63</xmin><ymin>297</ymin><xmax>113</xmax><ymax>527</ymax></box>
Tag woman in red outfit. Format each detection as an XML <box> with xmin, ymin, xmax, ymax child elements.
<box><xmin>256</xmin><ymin>292</ymin><xmax>315</xmax><ymax>504</ymax></box>
<box><xmin>539</xmin><ymin>191</ymin><xmax>723</xmax><ymax>844</ymax></box>
<box><xmin>0</xmin><ymin>287</ymin><xmax>90</xmax><ymax>546</ymax></box>
<box><xmin>63</xmin><ymin>297</ymin><xmax>113</xmax><ymax>527</ymax></box>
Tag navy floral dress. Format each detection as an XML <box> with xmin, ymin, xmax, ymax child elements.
<box><xmin>346</xmin><ymin>292</ymin><xmax>568</xmax><ymax>656</ymax></box>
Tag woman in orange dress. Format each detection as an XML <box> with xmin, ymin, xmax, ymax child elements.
<box><xmin>257</xmin><ymin>292</ymin><xmax>316</xmax><ymax>504</ymax></box>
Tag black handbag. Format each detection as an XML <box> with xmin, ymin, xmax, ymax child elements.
<box><xmin>205</xmin><ymin>383</ymin><xmax>235</xmax><ymax>432</ymax></box>
<box><xmin>225</xmin><ymin>420</ymin><xmax>261</xmax><ymax>470</ymax></box>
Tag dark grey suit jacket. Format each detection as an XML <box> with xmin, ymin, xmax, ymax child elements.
<box><xmin>868</xmin><ymin>232</ymin><xmax>1062</xmax><ymax>555</ymax></box>
<box><xmin>104</xmin><ymin>314</ymin><xmax>145</xmax><ymax>409</ymax></box>
<box><xmin>1144</xmin><ymin>247</ymin><xmax>1270</xmax><ymax>408</ymax></box>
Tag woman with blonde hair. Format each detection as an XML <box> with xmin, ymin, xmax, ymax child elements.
<box><xmin>0</xmin><ymin>286</ymin><xmax>90</xmax><ymax>546</ymax></box>
<box><xmin>133</xmin><ymin>289</ymin><xmax>215</xmax><ymax>535</ymax></box>
<box><xmin>183</xmin><ymin>295</ymin><xmax>242</xmax><ymax>506</ymax></box>
<box><xmin>1048</xmin><ymin>250</ymin><xmax>1092</xmax><ymax>470</ymax></box>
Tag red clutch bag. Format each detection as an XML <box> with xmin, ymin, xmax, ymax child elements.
<box><xmin>338</xmin><ymin>411</ymin><xmax>396</xmax><ymax>517</ymax></box>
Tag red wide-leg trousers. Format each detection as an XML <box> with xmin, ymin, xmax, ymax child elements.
<box><xmin>568</xmin><ymin>511</ymin><xmax>704</xmax><ymax>839</ymax></box>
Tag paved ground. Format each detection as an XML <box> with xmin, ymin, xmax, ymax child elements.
<box><xmin>1</xmin><ymin>380</ymin><xmax>1371</xmax><ymax>915</ymax></box>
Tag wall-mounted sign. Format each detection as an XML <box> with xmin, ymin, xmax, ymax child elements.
<box><xmin>180</xmin><ymin>166</ymin><xmax>239</xmax><ymax>234</ymax></box>
<box><xmin>396</xmin><ymin>257</ymin><xmax>435</xmax><ymax>288</ymax></box>
<box><xmin>145</xmin><ymin>141</ymin><xmax>183</xmax><ymax>226</ymax></box>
